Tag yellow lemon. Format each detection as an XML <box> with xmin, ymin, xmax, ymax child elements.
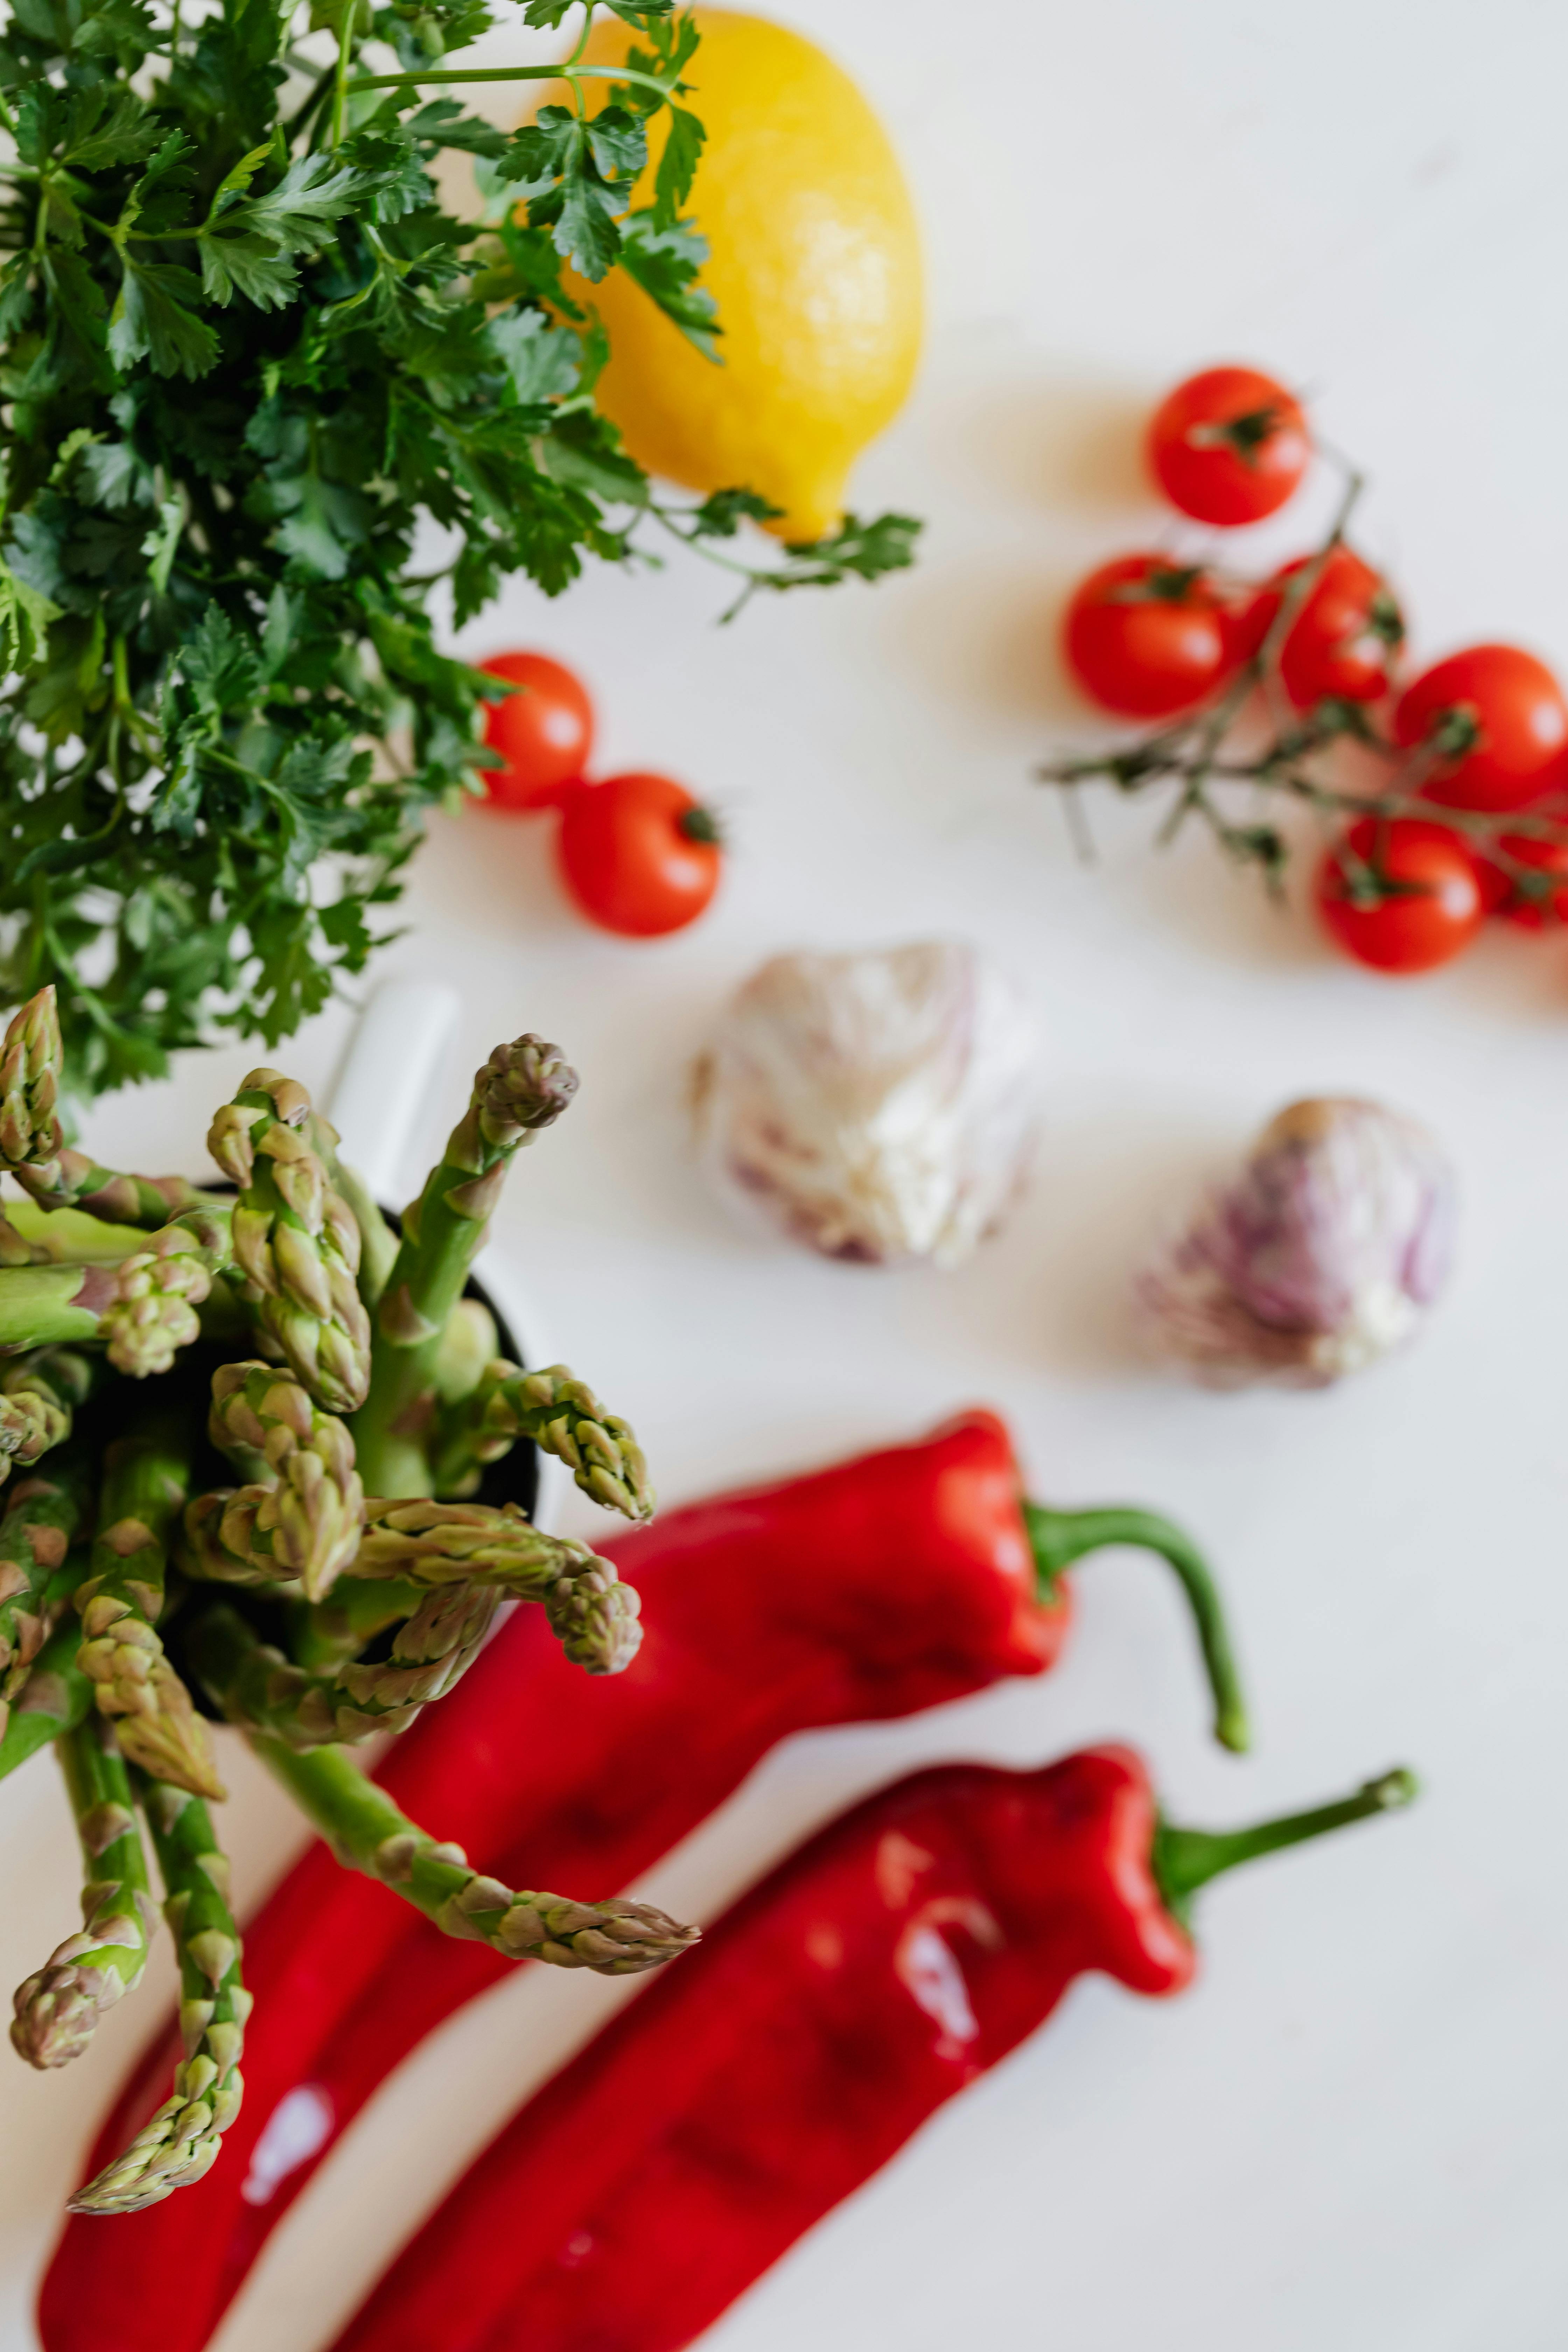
<box><xmin>559</xmin><ymin>9</ymin><xmax>923</xmax><ymax>541</ymax></box>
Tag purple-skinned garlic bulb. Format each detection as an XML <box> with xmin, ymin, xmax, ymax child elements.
<box><xmin>692</xmin><ymin>942</ymin><xmax>1040</xmax><ymax>1267</ymax></box>
<box><xmin>1136</xmin><ymin>1096</ymin><xmax>1456</xmax><ymax>1388</ymax></box>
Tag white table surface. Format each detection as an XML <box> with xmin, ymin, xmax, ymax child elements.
<box><xmin>5</xmin><ymin>2</ymin><xmax>1568</xmax><ymax>2345</ymax></box>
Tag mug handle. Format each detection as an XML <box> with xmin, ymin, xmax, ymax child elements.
<box><xmin>326</xmin><ymin>980</ymin><xmax>460</xmax><ymax>1208</ymax></box>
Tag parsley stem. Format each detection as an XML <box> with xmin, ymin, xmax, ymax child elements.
<box><xmin>565</xmin><ymin>1</ymin><xmax>596</xmax><ymax>70</ymax></box>
<box><xmin>330</xmin><ymin>7</ymin><xmax>356</xmax><ymax>147</ymax></box>
<box><xmin>565</xmin><ymin>0</ymin><xmax>594</xmax><ymax>116</ymax></box>
<box><xmin>351</xmin><ymin>63</ymin><xmax>673</xmax><ymax>97</ymax></box>
<box><xmin>282</xmin><ymin>59</ymin><xmax>337</xmax><ymax>139</ymax></box>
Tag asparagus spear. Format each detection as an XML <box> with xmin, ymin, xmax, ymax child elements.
<box><xmin>0</xmin><ymin>1601</ymin><xmax>94</xmax><ymax>1783</ymax></box>
<box><xmin>255</xmin><ymin>1737</ymin><xmax>698</xmax><ymax>1974</ymax></box>
<box><xmin>0</xmin><ymin>1350</ymin><xmax>95</xmax><ymax>1490</ymax></box>
<box><xmin>0</xmin><ymin>1447</ymin><xmax>92</xmax><ymax>1734</ymax></box>
<box><xmin>0</xmin><ymin>987</ymin><xmax>63</xmax><ymax>1176</ymax></box>
<box><xmin>10</xmin><ymin>1717</ymin><xmax>157</xmax><ymax>2068</ymax></box>
<box><xmin>69</xmin><ymin>1777</ymin><xmax>249</xmax><ymax>2214</ymax></box>
<box><xmin>1</xmin><ymin>987</ymin><xmax>215</xmax><ymax>1228</ymax></box>
<box><xmin>98</xmin><ymin>1207</ymin><xmax>235</xmax><ymax>1378</ymax></box>
<box><xmin>430</xmin><ymin>1362</ymin><xmax>654</xmax><ymax>1522</ymax></box>
<box><xmin>350</xmin><ymin>1035</ymin><xmax>579</xmax><ymax>1496</ymax></box>
<box><xmin>75</xmin><ymin>1414</ymin><xmax>224</xmax><ymax>1801</ymax></box>
<box><xmin>0</xmin><ymin>1213</ymin><xmax>232</xmax><ymax>1372</ymax></box>
<box><xmin>181</xmin><ymin>1362</ymin><xmax>365</xmax><ymax>1602</ymax></box>
<box><xmin>18</xmin><ymin>1160</ymin><xmax>218</xmax><ymax>1232</ymax></box>
<box><xmin>208</xmin><ymin>1070</ymin><xmax>372</xmax><ymax>1414</ymax></box>
<box><xmin>348</xmin><ymin>1499</ymin><xmax>642</xmax><ymax>1675</ymax></box>
<box><xmin>187</xmin><ymin>1588</ymin><xmax>501</xmax><ymax>1744</ymax></box>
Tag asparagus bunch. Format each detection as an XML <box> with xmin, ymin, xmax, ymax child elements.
<box><xmin>0</xmin><ymin>990</ymin><xmax>681</xmax><ymax>2213</ymax></box>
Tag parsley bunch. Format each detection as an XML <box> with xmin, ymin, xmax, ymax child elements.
<box><xmin>0</xmin><ymin>0</ymin><xmax>918</xmax><ymax>1099</ymax></box>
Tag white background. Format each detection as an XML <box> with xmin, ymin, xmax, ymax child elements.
<box><xmin>5</xmin><ymin>1</ymin><xmax>1568</xmax><ymax>2345</ymax></box>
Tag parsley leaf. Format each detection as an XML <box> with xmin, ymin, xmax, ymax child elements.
<box><xmin>108</xmin><ymin>258</ymin><xmax>220</xmax><ymax>380</ymax></box>
<box><xmin>617</xmin><ymin>211</ymin><xmax>718</xmax><ymax>357</ymax></box>
<box><xmin>497</xmin><ymin>104</ymin><xmax>645</xmax><ymax>281</ymax></box>
<box><xmin>653</xmin><ymin>103</ymin><xmax>704</xmax><ymax>227</ymax></box>
<box><xmin>711</xmin><ymin>510</ymin><xmax>923</xmax><ymax>621</ymax></box>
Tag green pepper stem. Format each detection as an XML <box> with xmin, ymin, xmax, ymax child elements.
<box><xmin>1023</xmin><ymin>1501</ymin><xmax>1250</xmax><ymax>1755</ymax></box>
<box><xmin>1153</xmin><ymin>1768</ymin><xmax>1418</xmax><ymax>1929</ymax></box>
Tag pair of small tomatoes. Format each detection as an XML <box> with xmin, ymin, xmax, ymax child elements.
<box><xmin>1065</xmin><ymin>365</ymin><xmax>1568</xmax><ymax>973</ymax></box>
<box><xmin>1065</xmin><ymin>368</ymin><xmax>1405</xmax><ymax>722</ymax></box>
<box><xmin>1318</xmin><ymin>643</ymin><xmax>1568</xmax><ymax>973</ymax></box>
<box><xmin>1065</xmin><ymin>542</ymin><xmax>1403</xmax><ymax>722</ymax></box>
<box><xmin>477</xmin><ymin>652</ymin><xmax>720</xmax><ymax>937</ymax></box>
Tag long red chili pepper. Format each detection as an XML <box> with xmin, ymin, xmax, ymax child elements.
<box><xmin>328</xmin><ymin>1746</ymin><xmax>1415</xmax><ymax>2352</ymax></box>
<box><xmin>40</xmin><ymin>1410</ymin><xmax>1245</xmax><ymax>2352</ymax></box>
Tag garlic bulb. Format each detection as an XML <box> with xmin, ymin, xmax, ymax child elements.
<box><xmin>693</xmin><ymin>943</ymin><xmax>1040</xmax><ymax>1267</ymax></box>
<box><xmin>1136</xmin><ymin>1096</ymin><xmax>1456</xmax><ymax>1388</ymax></box>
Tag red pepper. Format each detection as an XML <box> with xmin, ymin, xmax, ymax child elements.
<box><xmin>40</xmin><ymin>1410</ymin><xmax>1245</xmax><ymax>2352</ymax></box>
<box><xmin>328</xmin><ymin>1747</ymin><xmax>1414</xmax><ymax>2352</ymax></box>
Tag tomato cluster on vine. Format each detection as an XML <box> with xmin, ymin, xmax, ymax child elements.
<box><xmin>1060</xmin><ymin>366</ymin><xmax>1568</xmax><ymax>974</ymax></box>
<box><xmin>476</xmin><ymin>653</ymin><xmax>723</xmax><ymax>939</ymax></box>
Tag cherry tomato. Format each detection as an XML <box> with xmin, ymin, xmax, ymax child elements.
<box><xmin>478</xmin><ymin>651</ymin><xmax>594</xmax><ymax>812</ymax></box>
<box><xmin>1394</xmin><ymin>644</ymin><xmax>1568</xmax><ymax>813</ymax></box>
<box><xmin>1315</xmin><ymin>817</ymin><xmax>1484</xmax><ymax>973</ymax></box>
<box><xmin>1063</xmin><ymin>555</ymin><xmax>1231</xmax><ymax>719</ymax></box>
<box><xmin>1147</xmin><ymin>365</ymin><xmax>1311</xmax><ymax>526</ymax></box>
<box><xmin>556</xmin><ymin>772</ymin><xmax>722</xmax><ymax>937</ymax></box>
<box><xmin>1232</xmin><ymin>546</ymin><xmax>1404</xmax><ymax>709</ymax></box>
<box><xmin>1471</xmin><ymin>831</ymin><xmax>1568</xmax><ymax>927</ymax></box>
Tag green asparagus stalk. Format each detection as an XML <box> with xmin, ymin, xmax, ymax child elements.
<box><xmin>2</xmin><ymin>988</ymin><xmax>216</xmax><ymax>1228</ymax></box>
<box><xmin>304</xmin><ymin>1120</ymin><xmax>400</xmax><ymax>1313</ymax></box>
<box><xmin>431</xmin><ymin>1362</ymin><xmax>654</xmax><ymax>1522</ymax></box>
<box><xmin>288</xmin><ymin>1575</ymin><xmax>433</xmax><ymax>1674</ymax></box>
<box><xmin>180</xmin><ymin>1362</ymin><xmax>364</xmax><ymax>1603</ymax></box>
<box><xmin>0</xmin><ymin>1599</ymin><xmax>95</xmax><ymax>1783</ymax></box>
<box><xmin>18</xmin><ymin>1157</ymin><xmax>218</xmax><ymax>1232</ymax></box>
<box><xmin>0</xmin><ymin>1447</ymin><xmax>92</xmax><ymax>1733</ymax></box>
<box><xmin>0</xmin><ymin>1350</ymin><xmax>95</xmax><ymax>1490</ymax></box>
<box><xmin>187</xmin><ymin>1588</ymin><xmax>500</xmax><ymax>1745</ymax></box>
<box><xmin>208</xmin><ymin>1070</ymin><xmax>372</xmax><ymax>1414</ymax></box>
<box><xmin>255</xmin><ymin>1737</ymin><xmax>699</xmax><ymax>1974</ymax></box>
<box><xmin>5</xmin><ymin>1198</ymin><xmax>159</xmax><ymax>1265</ymax></box>
<box><xmin>432</xmin><ymin>1297</ymin><xmax>500</xmax><ymax>1406</ymax></box>
<box><xmin>69</xmin><ymin>1777</ymin><xmax>250</xmax><ymax>2214</ymax></box>
<box><xmin>0</xmin><ymin>1262</ymin><xmax>120</xmax><ymax>1352</ymax></box>
<box><xmin>10</xmin><ymin>1717</ymin><xmax>157</xmax><ymax>2068</ymax></box>
<box><xmin>350</xmin><ymin>1035</ymin><xmax>579</xmax><ymax>1496</ymax></box>
<box><xmin>348</xmin><ymin>1499</ymin><xmax>642</xmax><ymax>1675</ymax></box>
<box><xmin>75</xmin><ymin>1414</ymin><xmax>224</xmax><ymax>1801</ymax></box>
